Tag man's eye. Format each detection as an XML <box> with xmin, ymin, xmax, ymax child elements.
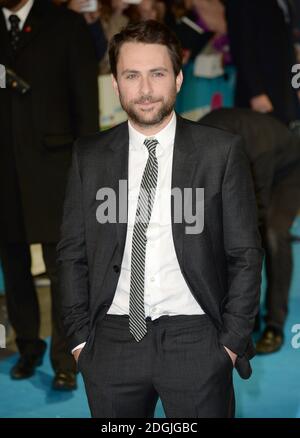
<box><xmin>153</xmin><ymin>72</ymin><xmax>164</xmax><ymax>77</ymax></box>
<box><xmin>126</xmin><ymin>74</ymin><xmax>137</xmax><ymax>79</ymax></box>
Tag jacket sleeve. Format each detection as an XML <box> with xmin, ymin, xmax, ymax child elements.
<box><xmin>219</xmin><ymin>136</ymin><xmax>264</xmax><ymax>356</ymax></box>
<box><xmin>56</xmin><ymin>139</ymin><xmax>90</xmax><ymax>351</ymax></box>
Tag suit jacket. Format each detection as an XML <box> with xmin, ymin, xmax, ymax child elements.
<box><xmin>0</xmin><ymin>0</ymin><xmax>99</xmax><ymax>243</ymax></box>
<box><xmin>200</xmin><ymin>108</ymin><xmax>300</xmax><ymax>226</ymax></box>
<box><xmin>57</xmin><ymin>113</ymin><xmax>264</xmax><ymax>379</ymax></box>
<box><xmin>225</xmin><ymin>0</ymin><xmax>299</xmax><ymax>124</ymax></box>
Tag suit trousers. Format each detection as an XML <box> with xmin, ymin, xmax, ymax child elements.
<box><xmin>78</xmin><ymin>313</ymin><xmax>235</xmax><ymax>418</ymax></box>
<box><xmin>0</xmin><ymin>242</ymin><xmax>76</xmax><ymax>373</ymax></box>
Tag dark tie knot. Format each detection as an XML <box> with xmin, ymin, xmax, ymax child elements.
<box><xmin>9</xmin><ymin>14</ymin><xmax>20</xmax><ymax>28</ymax></box>
<box><xmin>144</xmin><ymin>138</ymin><xmax>158</xmax><ymax>158</ymax></box>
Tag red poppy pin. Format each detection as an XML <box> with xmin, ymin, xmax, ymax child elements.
<box><xmin>24</xmin><ymin>25</ymin><xmax>32</xmax><ymax>33</ymax></box>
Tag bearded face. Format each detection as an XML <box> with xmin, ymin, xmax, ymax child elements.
<box><xmin>112</xmin><ymin>42</ymin><xmax>183</xmax><ymax>132</ymax></box>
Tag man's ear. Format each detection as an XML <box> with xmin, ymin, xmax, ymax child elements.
<box><xmin>111</xmin><ymin>73</ymin><xmax>120</xmax><ymax>98</ymax></box>
<box><xmin>176</xmin><ymin>70</ymin><xmax>183</xmax><ymax>93</ymax></box>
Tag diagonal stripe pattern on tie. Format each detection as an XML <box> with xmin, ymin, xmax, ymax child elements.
<box><xmin>129</xmin><ymin>138</ymin><xmax>159</xmax><ymax>342</ymax></box>
<box><xmin>9</xmin><ymin>15</ymin><xmax>21</xmax><ymax>51</ymax></box>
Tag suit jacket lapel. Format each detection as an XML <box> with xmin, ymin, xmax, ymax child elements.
<box><xmin>109</xmin><ymin>121</ymin><xmax>129</xmax><ymax>256</ymax></box>
<box><xmin>171</xmin><ymin>113</ymin><xmax>198</xmax><ymax>267</ymax></box>
<box><xmin>109</xmin><ymin>113</ymin><xmax>199</xmax><ymax>265</ymax></box>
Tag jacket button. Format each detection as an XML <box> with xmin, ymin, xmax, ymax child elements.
<box><xmin>113</xmin><ymin>265</ymin><xmax>120</xmax><ymax>273</ymax></box>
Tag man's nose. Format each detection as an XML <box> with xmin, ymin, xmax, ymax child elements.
<box><xmin>140</xmin><ymin>76</ymin><xmax>152</xmax><ymax>94</ymax></box>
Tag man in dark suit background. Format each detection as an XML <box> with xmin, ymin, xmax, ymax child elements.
<box><xmin>0</xmin><ymin>0</ymin><xmax>99</xmax><ymax>389</ymax></box>
<box><xmin>57</xmin><ymin>20</ymin><xmax>263</xmax><ymax>417</ymax></box>
<box><xmin>224</xmin><ymin>0</ymin><xmax>300</xmax><ymax>124</ymax></box>
<box><xmin>201</xmin><ymin>108</ymin><xmax>300</xmax><ymax>354</ymax></box>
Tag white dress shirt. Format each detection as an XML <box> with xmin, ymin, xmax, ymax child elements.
<box><xmin>72</xmin><ymin>111</ymin><xmax>204</xmax><ymax>353</ymax></box>
<box><xmin>2</xmin><ymin>0</ymin><xmax>34</xmax><ymax>31</ymax></box>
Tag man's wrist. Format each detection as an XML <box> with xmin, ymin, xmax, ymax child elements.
<box><xmin>71</xmin><ymin>342</ymin><xmax>86</xmax><ymax>354</ymax></box>
<box><xmin>223</xmin><ymin>345</ymin><xmax>237</xmax><ymax>366</ymax></box>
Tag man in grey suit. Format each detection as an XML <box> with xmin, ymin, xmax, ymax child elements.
<box><xmin>57</xmin><ymin>20</ymin><xmax>263</xmax><ymax>418</ymax></box>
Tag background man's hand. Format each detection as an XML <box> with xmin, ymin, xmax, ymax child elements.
<box><xmin>68</xmin><ymin>0</ymin><xmax>90</xmax><ymax>14</ymax></box>
<box><xmin>73</xmin><ymin>347</ymin><xmax>83</xmax><ymax>363</ymax></box>
<box><xmin>250</xmin><ymin>94</ymin><xmax>274</xmax><ymax>113</ymax></box>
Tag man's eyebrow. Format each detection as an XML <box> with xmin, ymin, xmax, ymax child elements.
<box><xmin>121</xmin><ymin>67</ymin><xmax>169</xmax><ymax>76</ymax></box>
<box><xmin>149</xmin><ymin>68</ymin><xmax>169</xmax><ymax>72</ymax></box>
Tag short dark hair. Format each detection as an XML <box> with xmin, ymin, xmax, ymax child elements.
<box><xmin>109</xmin><ymin>20</ymin><xmax>183</xmax><ymax>79</ymax></box>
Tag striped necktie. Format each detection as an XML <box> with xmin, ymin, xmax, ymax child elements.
<box><xmin>129</xmin><ymin>138</ymin><xmax>159</xmax><ymax>342</ymax></box>
<box><xmin>9</xmin><ymin>15</ymin><xmax>21</xmax><ymax>51</ymax></box>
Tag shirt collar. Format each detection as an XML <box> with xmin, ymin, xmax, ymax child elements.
<box><xmin>2</xmin><ymin>0</ymin><xmax>34</xmax><ymax>30</ymax></box>
<box><xmin>128</xmin><ymin>110</ymin><xmax>177</xmax><ymax>154</ymax></box>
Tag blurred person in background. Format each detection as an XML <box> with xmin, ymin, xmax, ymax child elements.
<box><xmin>99</xmin><ymin>0</ymin><xmax>168</xmax><ymax>73</ymax></box>
<box><xmin>193</xmin><ymin>0</ymin><xmax>231</xmax><ymax>64</ymax></box>
<box><xmin>201</xmin><ymin>108</ymin><xmax>300</xmax><ymax>354</ymax></box>
<box><xmin>163</xmin><ymin>0</ymin><xmax>229</xmax><ymax>65</ymax></box>
<box><xmin>65</xmin><ymin>0</ymin><xmax>108</xmax><ymax>65</ymax></box>
<box><xmin>0</xmin><ymin>0</ymin><xmax>99</xmax><ymax>389</ymax></box>
<box><xmin>291</xmin><ymin>0</ymin><xmax>300</xmax><ymax>62</ymax></box>
<box><xmin>224</xmin><ymin>0</ymin><xmax>300</xmax><ymax>124</ymax></box>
